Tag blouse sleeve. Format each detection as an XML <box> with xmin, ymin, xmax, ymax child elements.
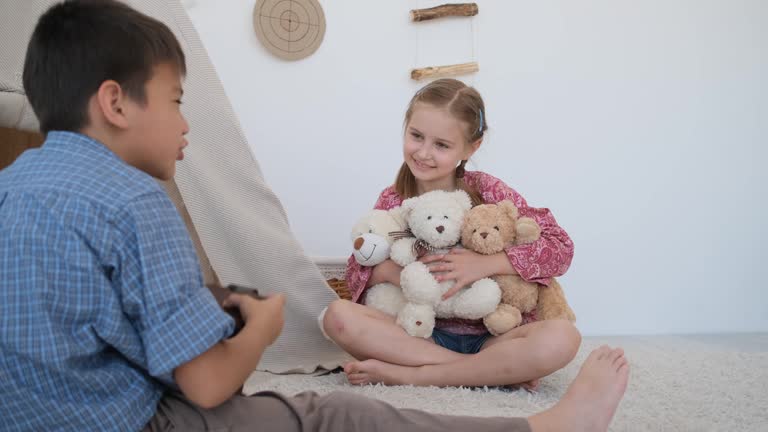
<box><xmin>474</xmin><ymin>173</ymin><xmax>574</xmax><ymax>286</ymax></box>
<box><xmin>345</xmin><ymin>187</ymin><xmax>403</xmax><ymax>303</ymax></box>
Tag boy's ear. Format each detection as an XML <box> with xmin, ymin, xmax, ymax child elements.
<box><xmin>95</xmin><ymin>80</ymin><xmax>130</xmax><ymax>129</ymax></box>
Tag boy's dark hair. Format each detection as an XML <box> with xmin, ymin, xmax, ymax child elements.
<box><xmin>22</xmin><ymin>0</ymin><xmax>187</xmax><ymax>134</ymax></box>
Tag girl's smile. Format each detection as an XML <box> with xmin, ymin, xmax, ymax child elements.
<box><xmin>411</xmin><ymin>157</ymin><xmax>435</xmax><ymax>171</ymax></box>
<box><xmin>403</xmin><ymin>103</ymin><xmax>480</xmax><ymax>192</ymax></box>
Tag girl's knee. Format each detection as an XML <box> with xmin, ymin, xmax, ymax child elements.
<box><xmin>322</xmin><ymin>300</ymin><xmax>357</xmax><ymax>341</ymax></box>
<box><xmin>524</xmin><ymin>320</ymin><xmax>580</xmax><ymax>371</ymax></box>
<box><xmin>543</xmin><ymin>319</ymin><xmax>581</xmax><ymax>363</ymax></box>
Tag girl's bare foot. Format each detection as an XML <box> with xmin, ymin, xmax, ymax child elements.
<box><xmin>344</xmin><ymin>359</ymin><xmax>416</xmax><ymax>386</ymax></box>
<box><xmin>519</xmin><ymin>378</ymin><xmax>540</xmax><ymax>392</ymax></box>
<box><xmin>527</xmin><ymin>345</ymin><xmax>629</xmax><ymax>432</ymax></box>
<box><xmin>345</xmin><ymin>360</ymin><xmax>542</xmax><ymax>390</ymax></box>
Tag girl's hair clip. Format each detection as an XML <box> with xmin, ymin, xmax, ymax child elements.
<box><xmin>477</xmin><ymin>109</ymin><xmax>484</xmax><ymax>133</ymax></box>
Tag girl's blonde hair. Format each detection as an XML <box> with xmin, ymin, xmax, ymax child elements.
<box><xmin>395</xmin><ymin>78</ymin><xmax>488</xmax><ymax>205</ymax></box>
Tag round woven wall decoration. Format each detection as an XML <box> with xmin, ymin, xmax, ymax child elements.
<box><xmin>253</xmin><ymin>0</ymin><xmax>326</xmax><ymax>61</ymax></box>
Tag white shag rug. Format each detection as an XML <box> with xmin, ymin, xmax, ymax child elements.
<box><xmin>244</xmin><ymin>335</ymin><xmax>768</xmax><ymax>432</ymax></box>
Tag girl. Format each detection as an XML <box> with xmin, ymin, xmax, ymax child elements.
<box><xmin>323</xmin><ymin>78</ymin><xmax>581</xmax><ymax>388</ymax></box>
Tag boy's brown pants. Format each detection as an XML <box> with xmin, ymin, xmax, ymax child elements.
<box><xmin>142</xmin><ymin>391</ymin><xmax>532</xmax><ymax>432</ymax></box>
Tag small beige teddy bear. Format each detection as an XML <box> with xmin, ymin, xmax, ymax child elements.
<box><xmin>461</xmin><ymin>200</ymin><xmax>574</xmax><ymax>336</ymax></box>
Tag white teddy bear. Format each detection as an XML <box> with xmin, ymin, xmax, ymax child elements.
<box><xmin>349</xmin><ymin>208</ymin><xmax>408</xmax><ymax>317</ymax></box>
<box><xmin>390</xmin><ymin>190</ymin><xmax>502</xmax><ymax>338</ymax></box>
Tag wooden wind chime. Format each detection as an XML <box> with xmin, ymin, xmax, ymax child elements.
<box><xmin>409</xmin><ymin>3</ymin><xmax>479</xmax><ymax>81</ymax></box>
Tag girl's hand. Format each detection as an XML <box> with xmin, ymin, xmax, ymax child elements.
<box><xmin>370</xmin><ymin>259</ymin><xmax>403</xmax><ymax>287</ymax></box>
<box><xmin>429</xmin><ymin>249</ymin><xmax>508</xmax><ymax>300</ymax></box>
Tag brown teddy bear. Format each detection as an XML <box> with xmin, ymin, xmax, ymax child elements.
<box><xmin>461</xmin><ymin>200</ymin><xmax>575</xmax><ymax>336</ymax></box>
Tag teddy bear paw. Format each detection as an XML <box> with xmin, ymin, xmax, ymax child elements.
<box><xmin>483</xmin><ymin>304</ymin><xmax>523</xmax><ymax>336</ymax></box>
<box><xmin>397</xmin><ymin>303</ymin><xmax>436</xmax><ymax>338</ymax></box>
<box><xmin>365</xmin><ymin>283</ymin><xmax>406</xmax><ymax>317</ymax></box>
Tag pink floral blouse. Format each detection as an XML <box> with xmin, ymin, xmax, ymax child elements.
<box><xmin>346</xmin><ymin>171</ymin><xmax>574</xmax><ymax>335</ymax></box>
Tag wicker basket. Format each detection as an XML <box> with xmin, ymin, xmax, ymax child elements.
<box><xmin>326</xmin><ymin>278</ymin><xmax>351</xmax><ymax>300</ymax></box>
<box><xmin>316</xmin><ymin>257</ymin><xmax>351</xmax><ymax>300</ymax></box>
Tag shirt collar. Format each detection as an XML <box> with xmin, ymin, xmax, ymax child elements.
<box><xmin>43</xmin><ymin>130</ymin><xmax>126</xmax><ymax>166</ymax></box>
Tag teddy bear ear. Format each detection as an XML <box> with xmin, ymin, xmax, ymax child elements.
<box><xmin>498</xmin><ymin>200</ymin><xmax>519</xmax><ymax>221</ymax></box>
<box><xmin>453</xmin><ymin>190</ymin><xmax>472</xmax><ymax>211</ymax></box>
<box><xmin>400</xmin><ymin>196</ymin><xmax>419</xmax><ymax>218</ymax></box>
<box><xmin>388</xmin><ymin>206</ymin><xmax>407</xmax><ymax>229</ymax></box>
<box><xmin>350</xmin><ymin>213</ymin><xmax>372</xmax><ymax>240</ymax></box>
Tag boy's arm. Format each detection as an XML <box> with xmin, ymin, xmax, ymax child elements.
<box><xmin>111</xmin><ymin>191</ymin><xmax>279</xmax><ymax>407</ymax></box>
<box><xmin>174</xmin><ymin>294</ymin><xmax>285</xmax><ymax>409</ymax></box>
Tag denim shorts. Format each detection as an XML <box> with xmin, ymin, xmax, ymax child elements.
<box><xmin>431</xmin><ymin>328</ymin><xmax>491</xmax><ymax>354</ymax></box>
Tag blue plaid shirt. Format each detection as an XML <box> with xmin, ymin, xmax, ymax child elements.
<box><xmin>0</xmin><ymin>131</ymin><xmax>234</xmax><ymax>432</ymax></box>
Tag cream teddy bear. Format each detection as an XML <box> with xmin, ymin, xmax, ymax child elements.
<box><xmin>349</xmin><ymin>208</ymin><xmax>407</xmax><ymax>317</ymax></box>
<box><xmin>390</xmin><ymin>190</ymin><xmax>501</xmax><ymax>338</ymax></box>
<box><xmin>318</xmin><ymin>207</ymin><xmax>409</xmax><ymax>341</ymax></box>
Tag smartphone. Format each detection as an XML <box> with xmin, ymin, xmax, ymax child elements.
<box><xmin>226</xmin><ymin>284</ymin><xmax>267</xmax><ymax>299</ymax></box>
<box><xmin>215</xmin><ymin>284</ymin><xmax>265</xmax><ymax>335</ymax></box>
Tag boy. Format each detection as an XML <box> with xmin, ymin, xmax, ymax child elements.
<box><xmin>0</xmin><ymin>1</ymin><xmax>628</xmax><ymax>431</ymax></box>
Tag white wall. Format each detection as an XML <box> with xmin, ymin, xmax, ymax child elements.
<box><xmin>185</xmin><ymin>0</ymin><xmax>767</xmax><ymax>336</ymax></box>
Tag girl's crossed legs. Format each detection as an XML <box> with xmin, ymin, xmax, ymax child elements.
<box><xmin>322</xmin><ymin>299</ymin><xmax>582</xmax><ymax>387</ymax></box>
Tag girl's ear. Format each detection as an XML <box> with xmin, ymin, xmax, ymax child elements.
<box><xmin>464</xmin><ymin>137</ymin><xmax>482</xmax><ymax>159</ymax></box>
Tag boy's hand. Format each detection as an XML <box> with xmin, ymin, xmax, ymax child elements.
<box><xmin>223</xmin><ymin>293</ymin><xmax>285</xmax><ymax>345</ymax></box>
<box><xmin>176</xmin><ymin>293</ymin><xmax>285</xmax><ymax>408</ymax></box>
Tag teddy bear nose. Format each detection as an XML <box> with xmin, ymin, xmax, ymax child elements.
<box><xmin>354</xmin><ymin>237</ymin><xmax>364</xmax><ymax>250</ymax></box>
<box><xmin>436</xmin><ymin>226</ymin><xmax>444</xmax><ymax>233</ymax></box>
<box><xmin>480</xmin><ymin>232</ymin><xmax>488</xmax><ymax>239</ymax></box>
